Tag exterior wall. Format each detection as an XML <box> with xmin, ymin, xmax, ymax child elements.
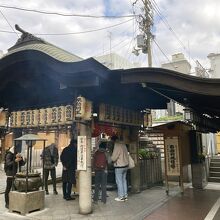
<box><xmin>216</xmin><ymin>132</ymin><xmax>220</xmax><ymax>153</ymax></box>
<box><xmin>34</xmin><ymin>131</ymin><xmax>71</xmax><ymax>151</ymax></box>
<box><xmin>2</xmin><ymin>130</ymin><xmax>72</xmax><ymax>167</ymax></box>
<box><xmin>0</xmin><ymin>50</ymin><xmax>3</xmax><ymax>59</ymax></box>
<box><xmin>207</xmin><ymin>53</ymin><xmax>220</xmax><ymax>78</ymax></box>
<box><xmin>161</xmin><ymin>53</ymin><xmax>191</xmax><ymax>74</ymax></box>
<box><xmin>58</xmin><ymin>132</ymin><xmax>71</xmax><ymax>150</ymax></box>
<box><xmin>201</xmin><ymin>133</ymin><xmax>216</xmax><ymax>156</ymax></box>
<box><xmin>4</xmin><ymin>133</ymin><xmax>13</xmax><ymax>150</ymax></box>
<box><xmin>34</xmin><ymin>132</ymin><xmax>56</xmax><ymax>149</ymax></box>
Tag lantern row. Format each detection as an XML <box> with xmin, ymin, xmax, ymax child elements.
<box><xmin>99</xmin><ymin>103</ymin><xmax>142</xmax><ymax>126</ymax></box>
<box><xmin>10</xmin><ymin>105</ymin><xmax>74</xmax><ymax>128</ymax></box>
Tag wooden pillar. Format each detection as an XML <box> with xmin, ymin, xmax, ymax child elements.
<box><xmin>129</xmin><ymin>127</ymin><xmax>141</xmax><ymax>193</ymax></box>
<box><xmin>78</xmin><ymin>122</ymin><xmax>92</xmax><ymax>214</ymax></box>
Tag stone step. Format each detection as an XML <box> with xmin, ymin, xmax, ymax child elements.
<box><xmin>209</xmin><ymin>172</ymin><xmax>220</xmax><ymax>177</ymax></box>
<box><xmin>208</xmin><ymin>177</ymin><xmax>220</xmax><ymax>183</ymax></box>
<box><xmin>210</xmin><ymin>162</ymin><xmax>220</xmax><ymax>167</ymax></box>
<box><xmin>210</xmin><ymin>167</ymin><xmax>220</xmax><ymax>172</ymax></box>
<box><xmin>211</xmin><ymin>158</ymin><xmax>220</xmax><ymax>163</ymax></box>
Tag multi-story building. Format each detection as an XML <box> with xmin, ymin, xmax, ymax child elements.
<box><xmin>207</xmin><ymin>53</ymin><xmax>220</xmax><ymax>78</ymax></box>
<box><xmin>94</xmin><ymin>52</ymin><xmax>141</xmax><ymax>69</ymax></box>
<box><xmin>160</xmin><ymin>53</ymin><xmax>191</xmax><ymax>117</ymax></box>
<box><xmin>161</xmin><ymin>53</ymin><xmax>191</xmax><ymax>74</ymax></box>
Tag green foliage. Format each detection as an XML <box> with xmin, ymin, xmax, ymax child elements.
<box><xmin>138</xmin><ymin>149</ymin><xmax>159</xmax><ymax>159</ymax></box>
<box><xmin>153</xmin><ymin>115</ymin><xmax>183</xmax><ymax>122</ymax></box>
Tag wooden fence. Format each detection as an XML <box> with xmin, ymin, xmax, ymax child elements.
<box><xmin>139</xmin><ymin>155</ymin><xmax>163</xmax><ymax>189</ymax></box>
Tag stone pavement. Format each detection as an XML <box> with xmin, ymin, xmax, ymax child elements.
<box><xmin>0</xmin><ymin>162</ymin><xmax>182</xmax><ymax>219</ymax></box>
<box><xmin>144</xmin><ymin>184</ymin><xmax>220</xmax><ymax>220</ymax></box>
<box><xmin>0</xmin><ymin>182</ymin><xmax>180</xmax><ymax>220</ymax></box>
<box><xmin>1</xmin><ymin>163</ymin><xmax>220</xmax><ymax>220</ymax></box>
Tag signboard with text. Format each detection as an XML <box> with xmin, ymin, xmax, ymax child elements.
<box><xmin>165</xmin><ymin>137</ymin><xmax>180</xmax><ymax>176</ymax></box>
<box><xmin>77</xmin><ymin>136</ymin><xmax>87</xmax><ymax>171</ymax></box>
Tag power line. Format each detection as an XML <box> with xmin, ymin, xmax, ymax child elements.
<box><xmin>152</xmin><ymin>44</ymin><xmax>160</xmax><ymax>67</ymax></box>
<box><xmin>0</xmin><ymin>9</ymin><xmax>19</xmax><ymax>37</ymax></box>
<box><xmin>151</xmin><ymin>0</ymin><xmax>188</xmax><ymax>52</ymax></box>
<box><xmin>93</xmin><ymin>21</ymin><xmax>136</xmax><ymax>57</ymax></box>
<box><xmin>96</xmin><ymin>21</ymin><xmax>138</xmax><ymax>58</ymax></box>
<box><xmin>151</xmin><ymin>0</ymin><xmax>209</xmax><ymax>75</ymax></box>
<box><xmin>127</xmin><ymin>19</ymin><xmax>139</xmax><ymax>61</ymax></box>
<box><xmin>0</xmin><ymin>4</ymin><xmax>136</xmax><ymax>18</ymax></box>
<box><xmin>0</xmin><ymin>18</ymin><xmax>134</xmax><ymax>36</ymax></box>
<box><xmin>153</xmin><ymin>38</ymin><xmax>176</xmax><ymax>68</ymax></box>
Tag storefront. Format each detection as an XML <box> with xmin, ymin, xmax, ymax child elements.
<box><xmin>1</xmin><ymin>26</ymin><xmax>220</xmax><ymax>214</ymax></box>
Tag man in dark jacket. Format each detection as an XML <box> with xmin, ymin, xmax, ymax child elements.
<box><xmin>60</xmin><ymin>139</ymin><xmax>77</xmax><ymax>200</ymax></box>
<box><xmin>4</xmin><ymin>146</ymin><xmax>25</xmax><ymax>208</ymax></box>
<box><xmin>41</xmin><ymin>143</ymin><xmax>59</xmax><ymax>195</ymax></box>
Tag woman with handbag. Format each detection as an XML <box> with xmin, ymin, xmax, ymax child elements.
<box><xmin>111</xmin><ymin>135</ymin><xmax>129</xmax><ymax>202</ymax></box>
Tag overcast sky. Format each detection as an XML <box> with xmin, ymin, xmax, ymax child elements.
<box><xmin>0</xmin><ymin>0</ymin><xmax>219</xmax><ymax>70</ymax></box>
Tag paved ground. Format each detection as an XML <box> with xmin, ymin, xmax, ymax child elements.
<box><xmin>0</xmin><ymin>182</ymin><xmax>180</xmax><ymax>220</ymax></box>
<box><xmin>0</xmin><ymin>164</ymin><xmax>6</xmax><ymax>194</ymax></box>
<box><xmin>1</xmin><ymin>163</ymin><xmax>220</xmax><ymax>220</ymax></box>
<box><xmin>144</xmin><ymin>186</ymin><xmax>220</xmax><ymax>220</ymax></box>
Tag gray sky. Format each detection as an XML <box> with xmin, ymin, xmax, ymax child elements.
<box><xmin>0</xmin><ymin>0</ymin><xmax>219</xmax><ymax>70</ymax></box>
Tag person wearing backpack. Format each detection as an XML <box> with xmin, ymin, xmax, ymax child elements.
<box><xmin>4</xmin><ymin>145</ymin><xmax>25</xmax><ymax>209</ymax></box>
<box><xmin>93</xmin><ymin>141</ymin><xmax>108</xmax><ymax>204</ymax></box>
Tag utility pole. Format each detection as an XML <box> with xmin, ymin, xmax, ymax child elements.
<box><xmin>133</xmin><ymin>0</ymin><xmax>153</xmax><ymax>67</ymax></box>
<box><xmin>143</xmin><ymin>0</ymin><xmax>153</xmax><ymax>67</ymax></box>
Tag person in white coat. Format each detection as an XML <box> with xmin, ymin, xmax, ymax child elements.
<box><xmin>111</xmin><ymin>135</ymin><xmax>129</xmax><ymax>202</ymax></box>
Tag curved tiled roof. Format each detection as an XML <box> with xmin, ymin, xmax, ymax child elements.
<box><xmin>3</xmin><ymin>25</ymin><xmax>82</xmax><ymax>63</ymax></box>
<box><xmin>4</xmin><ymin>43</ymin><xmax>82</xmax><ymax>63</ymax></box>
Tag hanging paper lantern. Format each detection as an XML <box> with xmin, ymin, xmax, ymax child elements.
<box><xmin>20</xmin><ymin>111</ymin><xmax>26</xmax><ymax>127</ymax></box>
<box><xmin>45</xmin><ymin>108</ymin><xmax>52</xmax><ymax>126</ymax></box>
<box><xmin>26</xmin><ymin>110</ymin><xmax>32</xmax><ymax>127</ymax></box>
<box><xmin>58</xmin><ymin>106</ymin><xmax>65</xmax><ymax>125</ymax></box>
<box><xmin>38</xmin><ymin>108</ymin><xmax>45</xmax><ymax>127</ymax></box>
<box><xmin>32</xmin><ymin>109</ymin><xmax>39</xmax><ymax>127</ymax></box>
<box><xmin>51</xmin><ymin>107</ymin><xmax>58</xmax><ymax>125</ymax></box>
<box><xmin>65</xmin><ymin>105</ymin><xmax>73</xmax><ymax>124</ymax></box>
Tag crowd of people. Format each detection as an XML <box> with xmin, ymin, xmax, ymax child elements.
<box><xmin>4</xmin><ymin>134</ymin><xmax>132</xmax><ymax>208</ymax></box>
